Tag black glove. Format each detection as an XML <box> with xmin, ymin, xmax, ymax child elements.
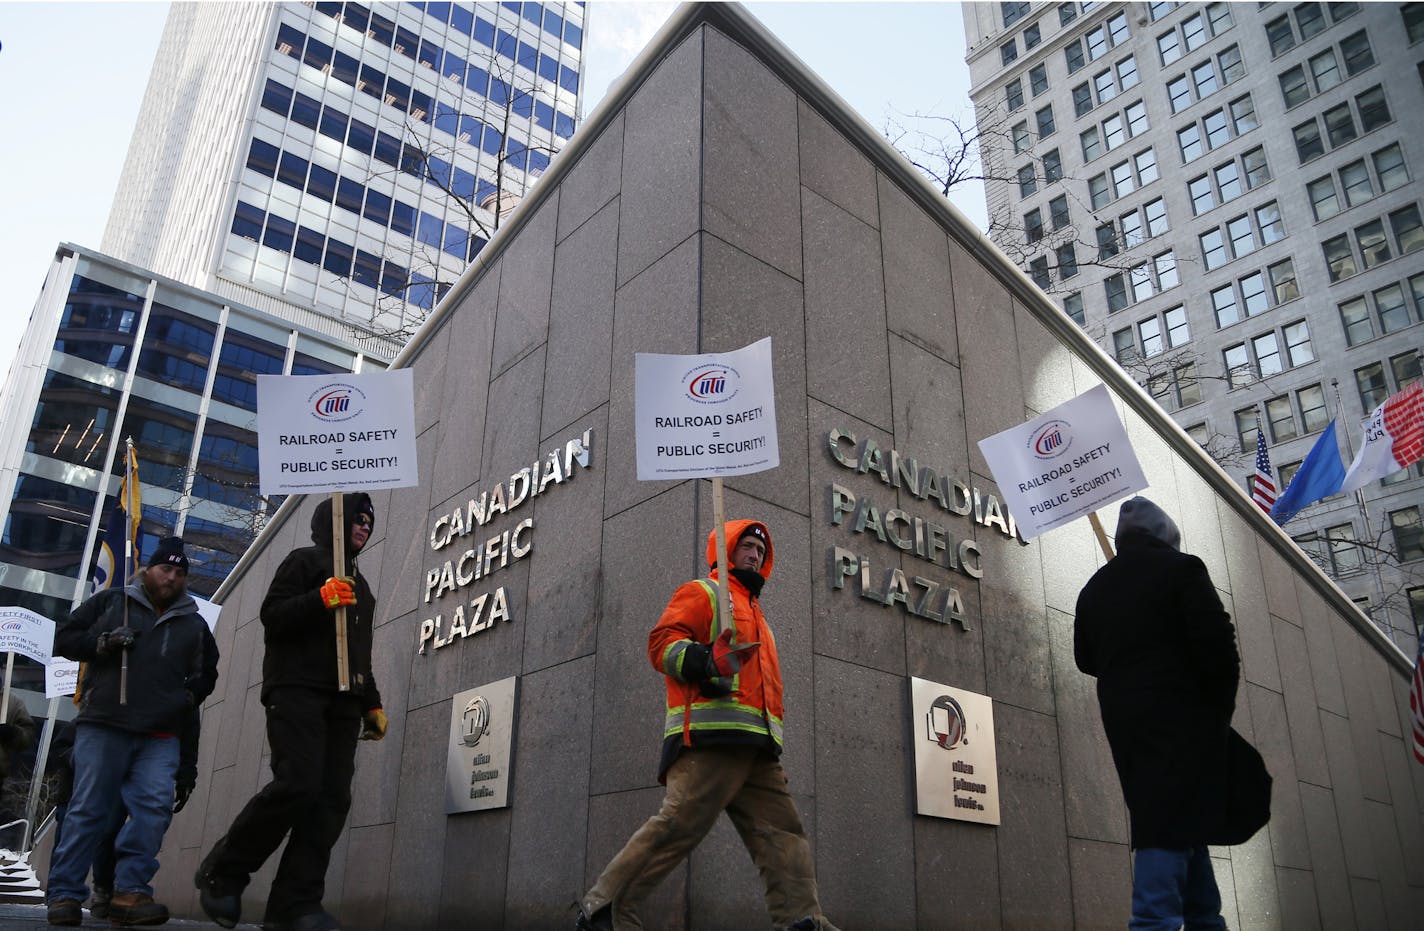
<box><xmin>173</xmin><ymin>780</ymin><xmax>194</xmax><ymax>813</ymax></box>
<box><xmin>0</xmin><ymin>723</ymin><xmax>18</xmax><ymax>744</ymax></box>
<box><xmin>96</xmin><ymin>627</ymin><xmax>138</xmax><ymax>655</ymax></box>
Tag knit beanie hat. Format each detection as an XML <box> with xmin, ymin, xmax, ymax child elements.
<box><xmin>148</xmin><ymin>536</ymin><xmax>190</xmax><ymax>572</ymax></box>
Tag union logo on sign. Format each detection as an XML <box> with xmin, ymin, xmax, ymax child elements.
<box><xmin>306</xmin><ymin>382</ymin><xmax>367</xmax><ymax>423</ymax></box>
<box><xmin>682</xmin><ymin>363</ymin><xmax>741</xmax><ymax>405</ymax></box>
<box><xmin>0</xmin><ymin>621</ymin><xmax>23</xmax><ymax>633</ymax></box>
<box><xmin>1028</xmin><ymin>419</ymin><xmax>1073</xmax><ymax>460</ymax></box>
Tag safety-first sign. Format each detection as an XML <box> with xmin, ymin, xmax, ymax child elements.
<box><xmin>0</xmin><ymin>607</ymin><xmax>54</xmax><ymax>666</ymax></box>
<box><xmin>635</xmin><ymin>338</ymin><xmax>780</xmax><ymax>480</ymax></box>
<box><xmin>977</xmin><ymin>384</ymin><xmax>1147</xmax><ymax>540</ymax></box>
<box><xmin>257</xmin><ymin>370</ymin><xmax>418</xmax><ymax>495</ymax></box>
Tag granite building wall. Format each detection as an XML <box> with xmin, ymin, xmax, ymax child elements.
<box><xmin>154</xmin><ymin>7</ymin><xmax>1424</xmax><ymax>928</ymax></box>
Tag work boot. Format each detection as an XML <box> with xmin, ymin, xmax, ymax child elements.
<box><xmin>90</xmin><ymin>884</ymin><xmax>112</xmax><ymax>919</ymax></box>
<box><xmin>46</xmin><ymin>898</ymin><xmax>82</xmax><ymax>926</ymax></box>
<box><xmin>107</xmin><ymin>891</ymin><xmax>169</xmax><ymax>926</ymax></box>
<box><xmin>574</xmin><ymin>902</ymin><xmax>613</xmax><ymax>931</ymax></box>
<box><xmin>195</xmin><ymin>863</ymin><xmax>242</xmax><ymax>928</ymax></box>
<box><xmin>784</xmin><ymin>919</ymin><xmax>818</xmax><ymax>931</ymax></box>
<box><xmin>262</xmin><ymin>911</ymin><xmax>342</xmax><ymax>931</ymax></box>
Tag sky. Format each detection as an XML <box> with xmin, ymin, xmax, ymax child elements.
<box><xmin>0</xmin><ymin>2</ymin><xmax>981</xmax><ymax>380</ymax></box>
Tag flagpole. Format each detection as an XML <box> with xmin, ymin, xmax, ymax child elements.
<box><xmin>1331</xmin><ymin>381</ymin><xmax>1390</xmax><ymax>630</ymax></box>
<box><xmin>119</xmin><ymin>438</ymin><xmax>135</xmax><ymax>706</ymax></box>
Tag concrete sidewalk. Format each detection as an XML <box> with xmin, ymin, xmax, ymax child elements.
<box><xmin>0</xmin><ymin>902</ymin><xmax>262</xmax><ymax>929</ymax></box>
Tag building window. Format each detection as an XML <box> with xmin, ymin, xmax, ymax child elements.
<box><xmin>1268</xmin><ymin>259</ymin><xmax>1299</xmax><ymax>304</ymax></box>
<box><xmin>1002</xmin><ymin>1</ymin><xmax>1030</xmax><ymax>27</ymax></box>
<box><xmin>1340</xmin><ymin>160</ymin><xmax>1373</xmax><ymax>208</ymax></box>
<box><xmin>1323</xmin><ymin>235</ymin><xmax>1358</xmax><ymax>282</ymax></box>
<box><xmin>1025</xmin><ymin>22</ymin><xmax>1043</xmax><ymax>50</ymax></box>
<box><xmin>1225</xmin><ymin>344</ymin><xmax>1252</xmax><ymax>388</ymax></box>
<box><xmin>1267</xmin><ymin>15</ymin><xmax>1296</xmax><ymax>56</ymax></box>
<box><xmin>1063</xmin><ymin>291</ymin><xmax>1085</xmax><ymax>325</ymax></box>
<box><xmin>1356</xmin><ymin>362</ymin><xmax>1388</xmax><ymax>410</ymax></box>
<box><xmin>1339</xmin><ymin>297</ymin><xmax>1374</xmax><ymax>346</ymax></box>
<box><xmin>1391</xmin><ymin>508</ymin><xmax>1424</xmax><ymax>562</ymax></box>
<box><xmin>1058</xmin><ymin>243</ymin><xmax>1079</xmax><ymax>279</ymax></box>
<box><xmin>1179</xmin><ymin>125</ymin><xmax>1203</xmax><ymax>163</ymax></box>
<box><xmin>1308</xmin><ymin>177</ymin><xmax>1340</xmax><ymax>222</ymax></box>
<box><xmin>1284</xmin><ymin>320</ymin><xmax>1315</xmax><ymax>367</ymax></box>
<box><xmin>1253</xmin><ymin>331</ymin><xmax>1283</xmax><ymax>377</ymax></box>
<box><xmin>1006</xmin><ymin>79</ymin><xmax>1025</xmax><ymax>112</ymax></box>
<box><xmin>1073</xmin><ymin>83</ymin><xmax>1094</xmax><ymax>116</ymax></box>
<box><xmin>1212</xmin><ymin>284</ymin><xmax>1240</xmax><ymax>328</ymax></box>
<box><xmin>1373</xmin><ymin>144</ymin><xmax>1409</xmax><ymax>192</ymax></box>
<box><xmin>1297</xmin><ymin>3</ymin><xmax>1328</xmax><ymax>40</ymax></box>
<box><xmin>1097</xmin><ymin>223</ymin><xmax>1119</xmax><ymax>260</ymax></box>
<box><xmin>1165</xmin><ymin>303</ymin><xmax>1189</xmax><ymax>345</ymax></box>
<box><xmin>1340</xmin><ymin>30</ymin><xmax>1374</xmax><ymax>75</ymax></box>
<box><xmin>1404</xmin><ymin>3</ymin><xmax>1424</xmax><ymax>43</ymax></box>
<box><xmin>1169</xmin><ymin>76</ymin><xmax>1193</xmax><ymax>114</ymax></box>
<box><xmin>1241</xmin><ymin>271</ymin><xmax>1269</xmax><ymax>317</ymax></box>
<box><xmin>1357</xmin><ymin>219</ymin><xmax>1391</xmax><ymax>269</ymax></box>
<box><xmin>1356</xmin><ymin>86</ymin><xmax>1391</xmax><ymax>133</ymax></box>
<box><xmin>1201</xmin><ymin>229</ymin><xmax>1227</xmax><ymax>271</ymax></box>
<box><xmin>1106</xmin><ymin>275</ymin><xmax>1129</xmax><ymax>312</ymax></box>
<box><xmin>1266</xmin><ymin>394</ymin><xmax>1297</xmax><ymax>441</ymax></box>
<box><xmin>1113</xmin><ymin>327</ymin><xmax>1136</xmax><ymax>362</ymax></box>
<box><xmin>1156</xmin><ymin>250</ymin><xmax>1180</xmax><ymax>291</ymax></box>
<box><xmin>1013</xmin><ymin>121</ymin><xmax>1031</xmax><ymax>154</ymax></box>
<box><xmin>1322</xmin><ymin>103</ymin><xmax>1357</xmax><ymax>148</ymax></box>
<box><xmin>1375</xmin><ymin>284</ymin><xmax>1412</xmax><ymax>334</ymax></box>
<box><xmin>1256</xmin><ymin>202</ymin><xmax>1285</xmax><ymax>244</ymax></box>
<box><xmin>1025</xmin><ymin>209</ymin><xmax>1045</xmax><ymax>244</ymax></box>
<box><xmin>1036</xmin><ymin>104</ymin><xmax>1057</xmax><ymax>138</ymax></box>
<box><xmin>1043</xmin><ymin>149</ymin><xmax>1063</xmax><ymax>182</ymax></box>
<box><xmin>1309</xmin><ymin>48</ymin><xmax>1343</xmax><ymax>93</ymax></box>
<box><xmin>1229</xmin><ymin>95</ymin><xmax>1258</xmax><ymax>135</ymax></box>
<box><xmin>1145</xmin><ymin>198</ymin><xmax>1169</xmax><ymax>237</ymax></box>
<box><xmin>1089</xmin><ymin>174</ymin><xmax>1110</xmax><ymax>209</ymax></box>
<box><xmin>1139</xmin><ymin>317</ymin><xmax>1163</xmax><ymax>356</ymax></box>
<box><xmin>1060</xmin><ymin>2</ymin><xmax>1078</xmax><ymax>27</ymax></box>
<box><xmin>1189</xmin><ymin>175</ymin><xmax>1214</xmax><ymax>215</ymax></box>
<box><xmin>1082</xmin><ymin>127</ymin><xmax>1103</xmax><ymax>162</ymax></box>
<box><xmin>1227</xmin><ymin>214</ymin><xmax>1255</xmax><ymax>258</ymax></box>
<box><xmin>1410</xmin><ymin>587</ymin><xmax>1424</xmax><ymax>637</ymax></box>
<box><xmin>1280</xmin><ymin>66</ymin><xmax>1310</xmax><ymax>109</ymax></box>
<box><xmin>1390</xmin><ymin>205</ymin><xmax>1424</xmax><ymax>256</ymax></box>
<box><xmin>1242</xmin><ymin>148</ymin><xmax>1271</xmax><ymax>189</ymax></box>
<box><xmin>1030</xmin><ymin>63</ymin><xmax>1049</xmax><ymax>96</ymax></box>
<box><xmin>1001</xmin><ymin>40</ymin><xmax>1018</xmax><ymax>66</ymax></box>
<box><xmin>1326</xmin><ymin>524</ymin><xmax>1363</xmax><ymax>574</ymax></box>
<box><xmin>1066</xmin><ymin>39</ymin><xmax>1086</xmax><ymax>74</ymax></box>
<box><xmin>1050</xmin><ymin>194</ymin><xmax>1070</xmax><ymax>229</ymax></box>
<box><xmin>1018</xmin><ymin>164</ymin><xmax>1037</xmax><ymax>197</ymax></box>
<box><xmin>1293</xmin><ymin>121</ymin><xmax>1324</xmax><ymax>164</ymax></box>
<box><xmin>1234</xmin><ymin>407</ymin><xmax>1257</xmax><ymax>450</ymax></box>
<box><xmin>1299</xmin><ymin>384</ymin><xmax>1328</xmax><ymax>432</ymax></box>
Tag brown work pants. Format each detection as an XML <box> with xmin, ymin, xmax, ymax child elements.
<box><xmin>582</xmin><ymin>745</ymin><xmax>838</xmax><ymax>931</ymax></box>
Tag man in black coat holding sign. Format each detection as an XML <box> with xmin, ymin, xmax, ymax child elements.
<box><xmin>196</xmin><ymin>493</ymin><xmax>385</xmax><ymax>931</ymax></box>
<box><xmin>1075</xmin><ymin>497</ymin><xmax>1268</xmax><ymax>930</ymax></box>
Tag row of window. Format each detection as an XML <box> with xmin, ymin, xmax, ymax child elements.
<box><xmin>1072</xmin><ymin>52</ymin><xmax>1139</xmax><ymax>117</ymax></box>
<box><xmin>1199</xmin><ymin>201</ymin><xmax>1285</xmax><ymax>272</ymax></box>
<box><xmin>1265</xmin><ymin>2</ymin><xmax>1362</xmax><ymax>58</ymax></box>
<box><xmin>1338</xmin><ymin>272</ymin><xmax>1424</xmax><ymax>347</ymax></box>
<box><xmin>231</xmin><ymin>200</ymin><xmax>445</xmax><ymax>310</ymax></box>
<box><xmin>1114</xmin><ymin>303</ymin><xmax>1190</xmax><ymax>363</ymax></box>
<box><xmin>315</xmin><ymin>0</ymin><xmax>582</xmax><ymax>97</ymax></box>
<box><xmin>1167</xmin><ymin>43</ymin><xmax>1244</xmax><ymax>114</ymax></box>
<box><xmin>1307</xmin><ymin>143</ymin><xmax>1410</xmax><ymax>223</ymax></box>
<box><xmin>1249</xmin><ymin>383</ymin><xmax>1330</xmax><ymax>448</ymax></box>
<box><xmin>1277</xmin><ymin>28</ymin><xmax>1374</xmax><ymax>110</ymax></box>
<box><xmin>1292</xmin><ymin>86</ymin><xmax>1391</xmax><ymax>166</ymax></box>
<box><xmin>275</xmin><ymin>21</ymin><xmax>575</xmax><ymax>146</ymax></box>
<box><xmin>1104</xmin><ymin>250</ymin><xmax>1180</xmax><ymax>313</ymax></box>
<box><xmin>244</xmin><ymin>137</ymin><xmax>490</xmax><ymax>265</ymax></box>
<box><xmin>1177</xmin><ymin>94</ymin><xmax>1257</xmax><ymax>164</ymax></box>
<box><xmin>1156</xmin><ymin>4</ymin><xmax>1234</xmax><ymax>67</ymax></box>
<box><xmin>1065</xmin><ymin>11</ymin><xmax>1130</xmax><ymax>74</ymax></box>
<box><xmin>1080</xmin><ymin>99</ymin><xmax>1148</xmax><ymax>163</ymax></box>
<box><xmin>1001</xmin><ymin>2</ymin><xmax>1087</xmax><ymax>65</ymax></box>
<box><xmin>1322</xmin><ymin>204</ymin><xmax>1424</xmax><ymax>283</ymax></box>
<box><xmin>1223</xmin><ymin>319</ymin><xmax>1315</xmax><ymax>388</ymax></box>
<box><xmin>1088</xmin><ymin>147</ymin><xmax>1160</xmax><ymax>210</ymax></box>
<box><xmin>1300</xmin><ymin>509</ymin><xmax>1423</xmax><ymax>582</ymax></box>
<box><xmin>1188</xmin><ymin>147</ymin><xmax>1271</xmax><ymax>217</ymax></box>
<box><xmin>1211</xmin><ymin>258</ymin><xmax>1299</xmax><ymax>329</ymax></box>
<box><xmin>1097</xmin><ymin>198</ymin><xmax>1169</xmax><ymax>259</ymax></box>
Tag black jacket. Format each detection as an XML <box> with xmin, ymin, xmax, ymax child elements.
<box><xmin>260</xmin><ymin>493</ymin><xmax>381</xmax><ymax>711</ymax></box>
<box><xmin>57</xmin><ymin>581</ymin><xmax>219</xmax><ymax>735</ymax></box>
<box><xmin>1074</xmin><ymin>530</ymin><xmax>1241</xmax><ymax>848</ymax></box>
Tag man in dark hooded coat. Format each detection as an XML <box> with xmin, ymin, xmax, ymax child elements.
<box><xmin>1074</xmin><ymin>497</ymin><xmax>1242</xmax><ymax>930</ymax></box>
<box><xmin>196</xmin><ymin>493</ymin><xmax>385</xmax><ymax>931</ymax></box>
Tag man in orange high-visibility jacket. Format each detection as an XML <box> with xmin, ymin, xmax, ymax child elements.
<box><xmin>575</xmin><ymin>519</ymin><xmax>839</xmax><ymax>931</ymax></box>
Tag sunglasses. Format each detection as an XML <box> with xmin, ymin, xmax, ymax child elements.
<box><xmin>354</xmin><ymin>516</ymin><xmax>373</xmax><ymax>528</ymax></box>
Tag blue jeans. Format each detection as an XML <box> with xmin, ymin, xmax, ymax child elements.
<box><xmin>1130</xmin><ymin>846</ymin><xmax>1227</xmax><ymax>931</ymax></box>
<box><xmin>46</xmin><ymin>724</ymin><xmax>177</xmax><ymax>902</ymax></box>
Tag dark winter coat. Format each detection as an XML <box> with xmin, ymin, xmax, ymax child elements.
<box><xmin>57</xmin><ymin>580</ymin><xmax>219</xmax><ymax>735</ymax></box>
<box><xmin>1074</xmin><ymin>529</ymin><xmax>1241</xmax><ymax>849</ymax></box>
<box><xmin>260</xmin><ymin>493</ymin><xmax>381</xmax><ymax>711</ymax></box>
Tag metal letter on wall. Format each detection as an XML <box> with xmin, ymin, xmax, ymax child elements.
<box><xmin>910</xmin><ymin>676</ymin><xmax>1000</xmax><ymax>825</ymax></box>
<box><xmin>446</xmin><ymin>676</ymin><xmax>518</xmax><ymax>814</ymax></box>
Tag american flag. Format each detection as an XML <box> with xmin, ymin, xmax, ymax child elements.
<box><xmin>1250</xmin><ymin>426</ymin><xmax>1276</xmax><ymax>512</ymax></box>
<box><xmin>1412</xmin><ymin>629</ymin><xmax>1424</xmax><ymax>765</ymax></box>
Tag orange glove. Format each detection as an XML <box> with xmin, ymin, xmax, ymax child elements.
<box><xmin>320</xmin><ymin>577</ymin><xmax>356</xmax><ymax>609</ymax></box>
<box><xmin>709</xmin><ymin>627</ymin><xmax>760</xmax><ymax>677</ymax></box>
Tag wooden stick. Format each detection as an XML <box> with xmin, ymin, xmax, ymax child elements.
<box><xmin>0</xmin><ymin>652</ymin><xmax>13</xmax><ymax>724</ymax></box>
<box><xmin>120</xmin><ymin>539</ymin><xmax>130</xmax><ymax>705</ymax></box>
<box><xmin>331</xmin><ymin>493</ymin><xmax>351</xmax><ymax>692</ymax></box>
<box><xmin>1087</xmin><ymin>512</ymin><xmax>1116</xmax><ymax>561</ymax></box>
<box><xmin>711</xmin><ymin>478</ymin><xmax>733</xmax><ymax>631</ymax></box>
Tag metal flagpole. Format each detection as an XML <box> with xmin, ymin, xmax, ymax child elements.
<box><xmin>1330</xmin><ymin>381</ymin><xmax>1389</xmax><ymax>626</ymax></box>
<box><xmin>119</xmin><ymin>438</ymin><xmax>135</xmax><ymax>706</ymax></box>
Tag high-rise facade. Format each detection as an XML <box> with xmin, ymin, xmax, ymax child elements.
<box><xmin>966</xmin><ymin>1</ymin><xmax>1424</xmax><ymax>649</ymax></box>
<box><xmin>0</xmin><ymin>245</ymin><xmax>387</xmax><ymax>691</ymax></box>
<box><xmin>103</xmin><ymin>1</ymin><xmax>585</xmax><ymax>347</ymax></box>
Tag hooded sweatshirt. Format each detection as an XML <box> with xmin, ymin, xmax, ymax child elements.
<box><xmin>57</xmin><ymin>578</ymin><xmax>219</xmax><ymax>734</ymax></box>
<box><xmin>259</xmin><ymin>492</ymin><xmax>381</xmax><ymax>710</ymax></box>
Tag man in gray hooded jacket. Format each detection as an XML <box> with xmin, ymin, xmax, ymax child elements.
<box><xmin>46</xmin><ymin>536</ymin><xmax>219</xmax><ymax>927</ymax></box>
<box><xmin>1075</xmin><ymin>497</ymin><xmax>1244</xmax><ymax>930</ymax></box>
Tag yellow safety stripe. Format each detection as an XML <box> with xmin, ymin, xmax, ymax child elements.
<box><xmin>664</xmin><ymin>701</ymin><xmax>784</xmax><ymax>745</ymax></box>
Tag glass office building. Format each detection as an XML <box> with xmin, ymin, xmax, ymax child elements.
<box><xmin>965</xmin><ymin>2</ymin><xmax>1424</xmax><ymax>648</ymax></box>
<box><xmin>102</xmin><ymin>1</ymin><xmax>585</xmax><ymax>345</ymax></box>
<box><xmin>0</xmin><ymin>246</ymin><xmax>385</xmax><ymax>692</ymax></box>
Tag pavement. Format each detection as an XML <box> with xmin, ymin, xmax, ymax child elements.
<box><xmin>0</xmin><ymin>902</ymin><xmax>262</xmax><ymax>929</ymax></box>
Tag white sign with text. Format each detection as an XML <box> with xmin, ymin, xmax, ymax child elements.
<box><xmin>977</xmin><ymin>384</ymin><xmax>1147</xmax><ymax>540</ymax></box>
<box><xmin>635</xmin><ymin>338</ymin><xmax>779</xmax><ymax>480</ymax></box>
<box><xmin>257</xmin><ymin>370</ymin><xmax>418</xmax><ymax>495</ymax></box>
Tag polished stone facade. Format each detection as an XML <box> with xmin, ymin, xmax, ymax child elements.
<box><xmin>150</xmin><ymin>6</ymin><xmax>1424</xmax><ymax>927</ymax></box>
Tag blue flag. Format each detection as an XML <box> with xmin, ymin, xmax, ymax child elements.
<box><xmin>91</xmin><ymin>447</ymin><xmax>143</xmax><ymax>592</ymax></box>
<box><xmin>1270</xmin><ymin>420</ymin><xmax>1346</xmax><ymax>524</ymax></box>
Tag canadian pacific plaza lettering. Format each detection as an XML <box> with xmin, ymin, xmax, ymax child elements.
<box><xmin>417</xmin><ymin>429</ymin><xmax>593</xmax><ymax>653</ymax></box>
<box><xmin>826</xmin><ymin>429</ymin><xmax>1024</xmax><ymax>629</ymax></box>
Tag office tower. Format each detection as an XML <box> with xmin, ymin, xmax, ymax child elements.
<box><xmin>103</xmin><ymin>1</ymin><xmax>584</xmax><ymax>346</ymax></box>
<box><xmin>965</xmin><ymin>2</ymin><xmax>1424</xmax><ymax>647</ymax></box>
<box><xmin>0</xmin><ymin>245</ymin><xmax>390</xmax><ymax>690</ymax></box>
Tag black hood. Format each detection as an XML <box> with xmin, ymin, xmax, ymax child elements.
<box><xmin>311</xmin><ymin>492</ymin><xmax>376</xmax><ymax>551</ymax></box>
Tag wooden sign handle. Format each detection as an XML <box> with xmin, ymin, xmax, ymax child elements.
<box><xmin>331</xmin><ymin>493</ymin><xmax>351</xmax><ymax>692</ymax></box>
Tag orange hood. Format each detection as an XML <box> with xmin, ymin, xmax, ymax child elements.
<box><xmin>705</xmin><ymin>519</ymin><xmax>773</xmax><ymax>580</ymax></box>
